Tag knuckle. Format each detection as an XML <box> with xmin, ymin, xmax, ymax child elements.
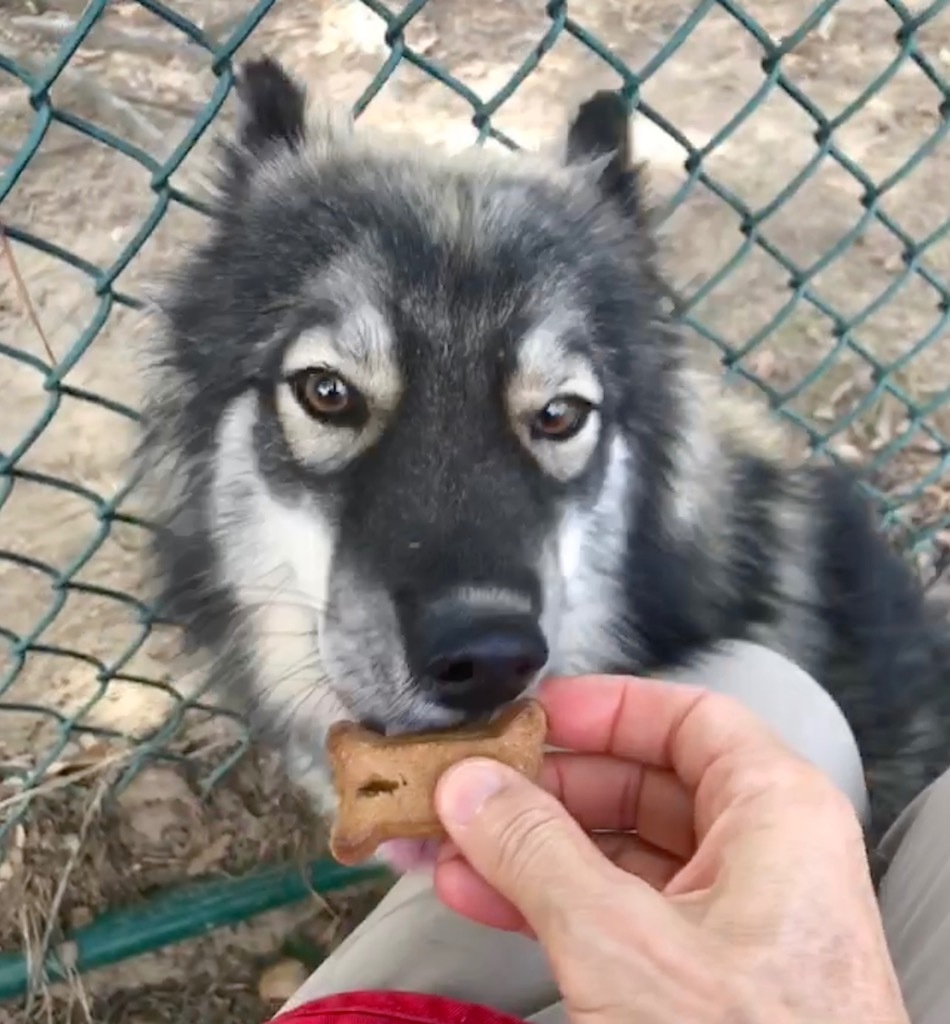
<box><xmin>706</xmin><ymin>745</ymin><xmax>817</xmax><ymax>810</ymax></box>
<box><xmin>484</xmin><ymin>791</ymin><xmax>615</xmax><ymax>934</ymax></box>
<box><xmin>804</xmin><ymin>770</ymin><xmax>863</xmax><ymax>825</ymax></box>
<box><xmin>749</xmin><ymin>751</ymin><xmax>860</xmax><ymax>824</ymax></box>
<box><xmin>490</xmin><ymin>797</ymin><xmax>577</xmax><ymax>901</ymax></box>
<box><xmin>757</xmin><ymin>751</ymin><xmax>815</xmax><ymax>791</ymax></box>
<box><xmin>493</xmin><ymin>799</ymin><xmax>560</xmax><ymax>871</ymax></box>
<box><xmin>766</xmin><ymin>753</ymin><xmax>844</xmax><ymax>805</ymax></box>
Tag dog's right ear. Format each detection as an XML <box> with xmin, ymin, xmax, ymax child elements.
<box><xmin>217</xmin><ymin>56</ymin><xmax>313</xmax><ymax>199</ymax></box>
<box><xmin>234</xmin><ymin>56</ymin><xmax>308</xmax><ymax>157</ymax></box>
<box><xmin>566</xmin><ymin>90</ymin><xmax>642</xmax><ymax>224</ymax></box>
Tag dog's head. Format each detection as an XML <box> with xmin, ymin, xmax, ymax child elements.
<box><xmin>143</xmin><ymin>58</ymin><xmax>678</xmax><ymax>818</ymax></box>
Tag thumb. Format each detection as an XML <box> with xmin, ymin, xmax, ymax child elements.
<box><xmin>434</xmin><ymin>757</ymin><xmax>618</xmax><ymax>940</ymax></box>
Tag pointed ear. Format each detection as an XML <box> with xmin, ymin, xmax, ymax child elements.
<box><xmin>566</xmin><ymin>90</ymin><xmax>640</xmax><ymax>221</ymax></box>
<box><xmin>567</xmin><ymin>91</ymin><xmax>683</xmax><ymax>313</ymax></box>
<box><xmin>233</xmin><ymin>56</ymin><xmax>307</xmax><ymax>157</ymax></box>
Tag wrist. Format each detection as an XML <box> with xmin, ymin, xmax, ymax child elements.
<box><xmin>728</xmin><ymin>973</ymin><xmax>911</xmax><ymax>1024</ymax></box>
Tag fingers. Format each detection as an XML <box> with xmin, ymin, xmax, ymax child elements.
<box><xmin>435</xmin><ymin>830</ymin><xmax>682</xmax><ymax>934</ymax></box>
<box><xmin>539</xmin><ymin>675</ymin><xmax>796</xmax><ymax>791</ymax></box>
<box><xmin>540</xmin><ymin>754</ymin><xmax>695</xmax><ymax>859</ymax></box>
<box><xmin>433</xmin><ymin>758</ymin><xmax>667</xmax><ymax>945</ymax></box>
<box><xmin>539</xmin><ymin>675</ymin><xmax>846</xmax><ymax>854</ymax></box>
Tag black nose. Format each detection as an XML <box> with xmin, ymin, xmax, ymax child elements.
<box><xmin>418</xmin><ymin>606</ymin><xmax>549</xmax><ymax>715</ymax></box>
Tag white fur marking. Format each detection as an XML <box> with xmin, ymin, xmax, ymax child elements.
<box><xmin>509</xmin><ymin>309</ymin><xmax>604</xmax><ymax>482</ymax></box>
<box><xmin>277</xmin><ymin>278</ymin><xmax>400</xmax><ymax>469</ymax></box>
<box><xmin>282</xmin><ymin>307</ymin><xmax>399</xmax><ymax>407</ymax></box>
<box><xmin>513</xmin><ymin>309</ymin><xmax>603</xmax><ymax>408</ymax></box>
<box><xmin>211</xmin><ymin>395</ymin><xmax>348</xmax><ymax>780</ymax></box>
<box><xmin>553</xmin><ymin>434</ymin><xmax>634</xmax><ymax>674</ymax></box>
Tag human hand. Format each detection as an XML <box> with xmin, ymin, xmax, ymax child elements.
<box><xmin>432</xmin><ymin>676</ymin><xmax>910</xmax><ymax>1024</ymax></box>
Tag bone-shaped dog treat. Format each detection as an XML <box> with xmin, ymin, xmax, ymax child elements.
<box><xmin>326</xmin><ymin>698</ymin><xmax>547</xmax><ymax>866</ymax></box>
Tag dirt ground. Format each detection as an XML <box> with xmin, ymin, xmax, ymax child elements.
<box><xmin>1</xmin><ymin>0</ymin><xmax>949</xmax><ymax>1021</ymax></box>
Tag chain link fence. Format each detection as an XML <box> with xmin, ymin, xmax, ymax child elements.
<box><xmin>1</xmin><ymin>0</ymin><xmax>949</xmax><ymax>998</ymax></box>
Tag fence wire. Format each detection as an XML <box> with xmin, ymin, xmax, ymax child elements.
<box><xmin>1</xmin><ymin>0</ymin><xmax>949</xmax><ymax>865</ymax></box>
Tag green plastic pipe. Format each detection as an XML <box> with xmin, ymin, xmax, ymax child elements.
<box><xmin>0</xmin><ymin>858</ymin><xmax>389</xmax><ymax>1002</ymax></box>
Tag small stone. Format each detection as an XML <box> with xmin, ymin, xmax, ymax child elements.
<box><xmin>829</xmin><ymin>441</ymin><xmax>864</xmax><ymax>465</ymax></box>
<box><xmin>747</xmin><ymin>349</ymin><xmax>777</xmax><ymax>380</ymax></box>
<box><xmin>69</xmin><ymin>905</ymin><xmax>94</xmax><ymax>930</ymax></box>
<box><xmin>116</xmin><ymin>766</ymin><xmax>199</xmax><ymax>847</ymax></box>
<box><xmin>57</xmin><ymin>941</ymin><xmax>79</xmax><ymax>969</ymax></box>
<box><xmin>258</xmin><ymin>959</ymin><xmax>309</xmax><ymax>1003</ymax></box>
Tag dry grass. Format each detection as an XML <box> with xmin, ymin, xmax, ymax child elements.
<box><xmin>0</xmin><ymin>734</ymin><xmax>349</xmax><ymax>1022</ymax></box>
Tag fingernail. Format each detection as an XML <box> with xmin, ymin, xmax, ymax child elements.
<box><xmin>438</xmin><ymin>758</ymin><xmax>509</xmax><ymax>826</ymax></box>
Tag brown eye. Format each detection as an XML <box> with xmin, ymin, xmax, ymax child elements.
<box><xmin>289</xmin><ymin>368</ymin><xmax>367</xmax><ymax>427</ymax></box>
<box><xmin>531</xmin><ymin>396</ymin><xmax>594</xmax><ymax>442</ymax></box>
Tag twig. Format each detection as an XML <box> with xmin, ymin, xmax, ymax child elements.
<box><xmin>12</xmin><ymin>10</ymin><xmax>253</xmax><ymax>60</ymax></box>
<box><xmin>12</xmin><ymin>14</ymin><xmax>206</xmax><ymax>63</ymax></box>
<box><xmin>6</xmin><ymin>49</ymin><xmax>166</xmax><ymax>151</ymax></box>
<box><xmin>0</xmin><ymin>222</ymin><xmax>56</xmax><ymax>365</ymax></box>
<box><xmin>57</xmin><ymin>950</ymin><xmax>93</xmax><ymax>1024</ymax></box>
<box><xmin>0</xmin><ymin>139</ymin><xmax>93</xmax><ymax>162</ymax></box>
<box><xmin>0</xmin><ymin>735</ymin><xmax>232</xmax><ymax>815</ymax></box>
<box><xmin>18</xmin><ymin>907</ymin><xmax>44</xmax><ymax>1024</ymax></box>
<box><xmin>108</xmin><ymin>89</ymin><xmax>202</xmax><ymax>121</ymax></box>
<box><xmin>0</xmin><ymin>751</ymin><xmax>130</xmax><ymax>815</ymax></box>
<box><xmin>57</xmin><ymin>64</ymin><xmax>166</xmax><ymax>148</ymax></box>
<box><xmin>25</xmin><ymin>772</ymin><xmax>110</xmax><ymax>1013</ymax></box>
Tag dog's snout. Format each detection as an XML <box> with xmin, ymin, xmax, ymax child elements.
<box><xmin>417</xmin><ymin>602</ymin><xmax>548</xmax><ymax>714</ymax></box>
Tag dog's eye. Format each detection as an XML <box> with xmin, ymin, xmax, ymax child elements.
<box><xmin>289</xmin><ymin>368</ymin><xmax>367</xmax><ymax>427</ymax></box>
<box><xmin>531</xmin><ymin>396</ymin><xmax>594</xmax><ymax>442</ymax></box>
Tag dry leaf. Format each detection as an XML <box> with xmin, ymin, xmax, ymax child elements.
<box><xmin>258</xmin><ymin>959</ymin><xmax>309</xmax><ymax>1003</ymax></box>
<box><xmin>186</xmin><ymin>833</ymin><xmax>233</xmax><ymax>877</ymax></box>
<box><xmin>829</xmin><ymin>441</ymin><xmax>864</xmax><ymax>465</ymax></box>
<box><xmin>747</xmin><ymin>350</ymin><xmax>777</xmax><ymax>380</ymax></box>
<box><xmin>57</xmin><ymin>940</ymin><xmax>79</xmax><ymax>969</ymax></box>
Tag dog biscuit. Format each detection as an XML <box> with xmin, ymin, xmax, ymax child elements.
<box><xmin>326</xmin><ymin>698</ymin><xmax>547</xmax><ymax>865</ymax></box>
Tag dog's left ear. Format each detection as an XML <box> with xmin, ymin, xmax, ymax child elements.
<box><xmin>566</xmin><ymin>91</ymin><xmax>683</xmax><ymax>312</ymax></box>
<box><xmin>234</xmin><ymin>56</ymin><xmax>308</xmax><ymax>157</ymax></box>
<box><xmin>566</xmin><ymin>90</ymin><xmax>641</xmax><ymax>221</ymax></box>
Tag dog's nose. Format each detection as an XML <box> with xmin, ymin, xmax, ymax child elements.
<box><xmin>419</xmin><ymin>606</ymin><xmax>549</xmax><ymax>715</ymax></box>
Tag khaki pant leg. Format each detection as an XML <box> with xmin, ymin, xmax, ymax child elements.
<box><xmin>876</xmin><ymin>767</ymin><xmax>950</xmax><ymax>1024</ymax></box>
<box><xmin>277</xmin><ymin>870</ymin><xmax>556</xmax><ymax>1017</ymax></box>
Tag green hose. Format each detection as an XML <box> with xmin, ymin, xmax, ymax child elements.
<box><xmin>0</xmin><ymin>858</ymin><xmax>388</xmax><ymax>1002</ymax></box>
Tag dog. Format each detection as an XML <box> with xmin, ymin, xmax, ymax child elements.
<box><xmin>136</xmin><ymin>55</ymin><xmax>950</xmax><ymax>872</ymax></box>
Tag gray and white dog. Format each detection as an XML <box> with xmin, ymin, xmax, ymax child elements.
<box><xmin>138</xmin><ymin>56</ymin><xmax>949</xmax><ymax>870</ymax></box>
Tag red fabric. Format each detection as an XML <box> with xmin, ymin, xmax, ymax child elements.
<box><xmin>272</xmin><ymin>989</ymin><xmax>527</xmax><ymax>1024</ymax></box>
